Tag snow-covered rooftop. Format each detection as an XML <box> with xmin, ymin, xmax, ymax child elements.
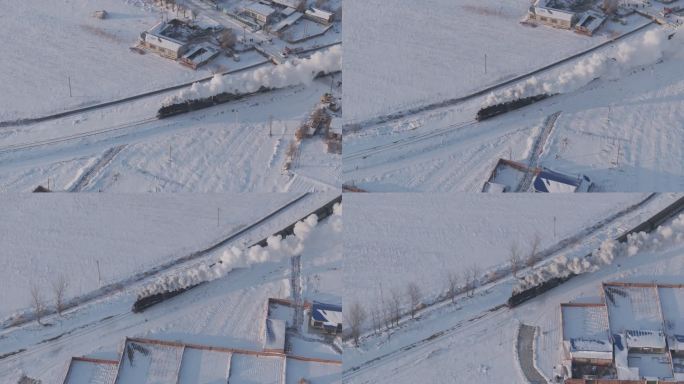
<box><xmin>263</xmin><ymin>318</ymin><xmax>286</xmax><ymax>352</ymax></box>
<box><xmin>143</xmin><ymin>22</ymin><xmax>186</xmax><ymax>52</ymax></box>
<box><xmin>561</xmin><ymin>303</ymin><xmax>613</xmax><ymax>360</ymax></box>
<box><xmin>64</xmin><ymin>358</ymin><xmax>118</xmax><ymax>384</ymax></box>
<box><xmin>312</xmin><ymin>302</ymin><xmax>342</xmax><ymax>328</ymax></box>
<box><xmin>177</xmin><ymin>348</ymin><xmax>231</xmax><ymax>384</ymax></box>
<box><xmin>306</xmin><ymin>7</ymin><xmax>334</xmax><ymax>21</ymax></box>
<box><xmin>533</xmin><ymin>0</ymin><xmax>576</xmax><ymax>22</ymax></box>
<box><xmin>657</xmin><ymin>286</ymin><xmax>684</xmax><ymax>351</ymax></box>
<box><xmin>604</xmin><ymin>283</ymin><xmax>665</xmax><ymax>341</ymax></box>
<box><xmin>244</xmin><ymin>2</ymin><xmax>277</xmax><ymax>17</ymax></box>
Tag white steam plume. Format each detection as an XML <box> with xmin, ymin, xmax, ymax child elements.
<box><xmin>165</xmin><ymin>45</ymin><xmax>342</xmax><ymax>105</ymax></box>
<box><xmin>485</xmin><ymin>29</ymin><xmax>672</xmax><ymax>107</ymax></box>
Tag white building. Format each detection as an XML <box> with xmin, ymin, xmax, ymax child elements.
<box><xmin>305</xmin><ymin>7</ymin><xmax>335</xmax><ymax>24</ymax></box>
<box><xmin>243</xmin><ymin>2</ymin><xmax>276</xmax><ymax>25</ymax></box>
<box><xmin>529</xmin><ymin>0</ymin><xmax>578</xmax><ymax>29</ymax></box>
<box><xmin>140</xmin><ymin>21</ymin><xmax>188</xmax><ymax>59</ymax></box>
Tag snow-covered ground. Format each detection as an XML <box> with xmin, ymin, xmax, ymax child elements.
<box><xmin>343</xmin><ymin>19</ymin><xmax>684</xmax><ymax>192</ymax></box>
<box><xmin>0</xmin><ymin>75</ymin><xmax>342</xmax><ymax>192</ymax></box>
<box><xmin>343</xmin><ymin>0</ymin><xmax>649</xmax><ymax>123</ymax></box>
<box><xmin>343</xmin><ymin>193</ymin><xmax>684</xmax><ymax>383</ymax></box>
<box><xmin>0</xmin><ymin>192</ymin><xmax>341</xmax><ymax>383</ymax></box>
<box><xmin>0</xmin><ymin>0</ymin><xmax>342</xmax><ymax>193</ymax></box>
<box><xmin>0</xmin><ymin>0</ymin><xmax>268</xmax><ymax>121</ymax></box>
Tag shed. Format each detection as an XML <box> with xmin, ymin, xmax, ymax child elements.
<box><xmin>310</xmin><ymin>302</ymin><xmax>342</xmax><ymax>334</ymax></box>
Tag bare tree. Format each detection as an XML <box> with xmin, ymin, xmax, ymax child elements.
<box><xmin>603</xmin><ymin>0</ymin><xmax>618</xmax><ymax>14</ymax></box>
<box><xmin>30</xmin><ymin>283</ymin><xmax>45</xmax><ymax>325</ymax></box>
<box><xmin>527</xmin><ymin>233</ymin><xmax>542</xmax><ymax>267</ymax></box>
<box><xmin>446</xmin><ymin>271</ymin><xmax>459</xmax><ymax>303</ymax></box>
<box><xmin>509</xmin><ymin>242</ymin><xmax>522</xmax><ymax>277</ymax></box>
<box><xmin>51</xmin><ymin>275</ymin><xmax>69</xmax><ymax>316</ymax></box>
<box><xmin>389</xmin><ymin>290</ymin><xmax>402</xmax><ymax>327</ymax></box>
<box><xmin>407</xmin><ymin>282</ymin><xmax>421</xmax><ymax>319</ymax></box>
<box><xmin>465</xmin><ymin>264</ymin><xmax>480</xmax><ymax>297</ymax></box>
<box><xmin>347</xmin><ymin>301</ymin><xmax>366</xmax><ymax>347</ymax></box>
<box><xmin>219</xmin><ymin>29</ymin><xmax>237</xmax><ymax>50</ymax></box>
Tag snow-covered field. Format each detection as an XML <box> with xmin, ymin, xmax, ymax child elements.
<box><xmin>343</xmin><ymin>20</ymin><xmax>684</xmax><ymax>192</ymax></box>
<box><xmin>343</xmin><ymin>193</ymin><xmax>680</xmax><ymax>312</ymax></box>
<box><xmin>343</xmin><ymin>0</ymin><xmax>647</xmax><ymax>123</ymax></box>
<box><xmin>0</xmin><ymin>76</ymin><xmax>342</xmax><ymax>192</ymax></box>
<box><xmin>0</xmin><ymin>193</ymin><xmax>317</xmax><ymax>319</ymax></box>
<box><xmin>0</xmin><ymin>0</ymin><xmax>267</xmax><ymax>121</ymax></box>
<box><xmin>343</xmin><ymin>193</ymin><xmax>684</xmax><ymax>384</ymax></box>
<box><xmin>0</xmin><ymin>192</ymin><xmax>341</xmax><ymax>383</ymax></box>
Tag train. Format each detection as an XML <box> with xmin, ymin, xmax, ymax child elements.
<box><xmin>156</xmin><ymin>86</ymin><xmax>271</xmax><ymax>119</ymax></box>
<box><xmin>507</xmin><ymin>273</ymin><xmax>578</xmax><ymax>308</ymax></box>
<box><xmin>131</xmin><ymin>195</ymin><xmax>342</xmax><ymax>314</ymax></box>
<box><xmin>476</xmin><ymin>93</ymin><xmax>553</xmax><ymax>122</ymax></box>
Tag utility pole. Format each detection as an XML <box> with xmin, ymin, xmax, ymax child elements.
<box><xmin>553</xmin><ymin>216</ymin><xmax>557</xmax><ymax>240</ymax></box>
<box><xmin>484</xmin><ymin>54</ymin><xmax>488</xmax><ymax>74</ymax></box>
<box><xmin>96</xmin><ymin>260</ymin><xmax>101</xmax><ymax>287</ymax></box>
<box><xmin>269</xmin><ymin>115</ymin><xmax>273</xmax><ymax>137</ymax></box>
<box><xmin>616</xmin><ymin>142</ymin><xmax>621</xmax><ymax>168</ymax></box>
<box><xmin>68</xmin><ymin>76</ymin><xmax>72</xmax><ymax>97</ymax></box>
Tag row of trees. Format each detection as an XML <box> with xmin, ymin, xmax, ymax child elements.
<box><xmin>347</xmin><ymin>264</ymin><xmax>483</xmax><ymax>346</ymax></box>
<box><xmin>508</xmin><ymin>233</ymin><xmax>542</xmax><ymax>278</ymax></box>
<box><xmin>348</xmin><ymin>233</ymin><xmax>547</xmax><ymax>346</ymax></box>
<box><xmin>29</xmin><ymin>275</ymin><xmax>69</xmax><ymax>325</ymax></box>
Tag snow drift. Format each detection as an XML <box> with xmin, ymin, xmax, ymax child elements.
<box><xmin>164</xmin><ymin>45</ymin><xmax>342</xmax><ymax>105</ymax></box>
<box><xmin>484</xmin><ymin>29</ymin><xmax>675</xmax><ymax>106</ymax></box>
<box><xmin>515</xmin><ymin>213</ymin><xmax>684</xmax><ymax>293</ymax></box>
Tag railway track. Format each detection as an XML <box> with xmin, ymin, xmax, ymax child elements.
<box><xmin>343</xmin><ymin>119</ymin><xmax>476</xmax><ymax>162</ymax></box>
<box><xmin>343</xmin><ymin>193</ymin><xmax>674</xmax><ymax>381</ymax></box>
<box><xmin>0</xmin><ymin>193</ymin><xmax>343</xmax><ymax>375</ymax></box>
<box><xmin>347</xmin><ymin>20</ymin><xmax>655</xmax><ymax>130</ymax></box>
<box><xmin>0</xmin><ymin>117</ymin><xmax>158</xmax><ymax>156</ymax></box>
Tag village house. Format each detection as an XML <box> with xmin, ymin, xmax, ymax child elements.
<box><xmin>309</xmin><ymin>302</ymin><xmax>342</xmax><ymax>334</ymax></box>
<box><xmin>140</xmin><ymin>20</ymin><xmax>189</xmax><ymax>60</ymax></box>
<box><xmin>529</xmin><ymin>0</ymin><xmax>578</xmax><ymax>29</ymax></box>
<box><xmin>305</xmin><ymin>7</ymin><xmax>335</xmax><ymax>24</ymax></box>
<box><xmin>243</xmin><ymin>2</ymin><xmax>277</xmax><ymax>25</ymax></box>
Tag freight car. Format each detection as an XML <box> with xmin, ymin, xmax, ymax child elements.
<box><xmin>156</xmin><ymin>86</ymin><xmax>271</xmax><ymax>119</ymax></box>
<box><xmin>476</xmin><ymin>93</ymin><xmax>553</xmax><ymax>122</ymax></box>
<box><xmin>132</xmin><ymin>283</ymin><xmax>201</xmax><ymax>313</ymax></box>
<box><xmin>507</xmin><ymin>273</ymin><xmax>577</xmax><ymax>308</ymax></box>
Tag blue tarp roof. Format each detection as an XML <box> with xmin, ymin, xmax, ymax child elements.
<box><xmin>311</xmin><ymin>302</ymin><xmax>342</xmax><ymax>322</ymax></box>
<box><xmin>533</xmin><ymin>168</ymin><xmax>582</xmax><ymax>192</ymax></box>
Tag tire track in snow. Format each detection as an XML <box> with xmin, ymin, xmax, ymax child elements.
<box><xmin>516</xmin><ymin>111</ymin><xmax>561</xmax><ymax>192</ymax></box>
<box><xmin>69</xmin><ymin>144</ymin><xmax>128</xmax><ymax>192</ymax></box>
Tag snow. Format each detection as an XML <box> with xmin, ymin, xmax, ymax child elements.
<box><xmin>561</xmin><ymin>304</ymin><xmax>612</xmax><ymax>358</ymax></box>
<box><xmin>177</xmin><ymin>348</ymin><xmax>231</xmax><ymax>384</ymax></box>
<box><xmin>658</xmin><ymin>286</ymin><xmax>684</xmax><ymax>351</ymax></box>
<box><xmin>228</xmin><ymin>354</ymin><xmax>284</xmax><ymax>384</ymax></box>
<box><xmin>64</xmin><ymin>359</ymin><xmax>118</xmax><ymax>384</ymax></box>
<box><xmin>0</xmin><ymin>193</ymin><xmax>341</xmax><ymax>383</ymax></box>
<box><xmin>343</xmin><ymin>0</ymin><xmax>633</xmax><ymax>123</ymax></box>
<box><xmin>115</xmin><ymin>340</ymin><xmax>184</xmax><ymax>384</ymax></box>
<box><xmin>264</xmin><ymin>318</ymin><xmax>286</xmax><ymax>352</ymax></box>
<box><xmin>343</xmin><ymin>193</ymin><xmax>684</xmax><ymax>384</ymax></box>
<box><xmin>0</xmin><ymin>0</ymin><xmax>258</xmax><ymax>121</ymax></box>
<box><xmin>286</xmin><ymin>358</ymin><xmax>340</xmax><ymax>384</ymax></box>
<box><xmin>344</xmin><ymin>193</ymin><xmax>654</xmax><ymax>312</ymax></box>
<box><xmin>0</xmin><ymin>77</ymin><xmax>341</xmax><ymax>193</ymax></box>
<box><xmin>343</xmin><ymin>2</ymin><xmax>684</xmax><ymax>192</ymax></box>
<box><xmin>604</xmin><ymin>284</ymin><xmax>664</xmax><ymax>336</ymax></box>
<box><xmin>0</xmin><ymin>193</ymin><xmax>305</xmax><ymax>320</ymax></box>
